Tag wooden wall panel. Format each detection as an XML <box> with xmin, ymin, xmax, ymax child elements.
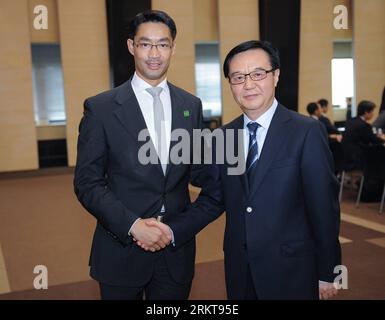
<box><xmin>0</xmin><ymin>0</ymin><xmax>38</xmax><ymax>172</ymax></box>
<box><xmin>218</xmin><ymin>0</ymin><xmax>259</xmax><ymax>124</ymax></box>
<box><xmin>354</xmin><ymin>0</ymin><xmax>385</xmax><ymax>118</ymax></box>
<box><xmin>57</xmin><ymin>0</ymin><xmax>110</xmax><ymax>167</ymax></box>
<box><xmin>194</xmin><ymin>0</ymin><xmax>218</xmax><ymax>43</ymax></box>
<box><xmin>298</xmin><ymin>0</ymin><xmax>333</xmax><ymax>117</ymax></box>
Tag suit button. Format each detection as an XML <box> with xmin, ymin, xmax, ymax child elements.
<box><xmin>246</xmin><ymin>207</ymin><xmax>253</xmax><ymax>213</ymax></box>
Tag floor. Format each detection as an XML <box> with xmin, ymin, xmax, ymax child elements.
<box><xmin>0</xmin><ymin>168</ymin><xmax>384</xmax><ymax>299</ymax></box>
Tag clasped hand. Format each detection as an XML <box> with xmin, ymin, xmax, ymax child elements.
<box><xmin>130</xmin><ymin>218</ymin><xmax>172</xmax><ymax>252</ymax></box>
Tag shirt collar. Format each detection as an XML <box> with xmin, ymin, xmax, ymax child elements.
<box><xmin>243</xmin><ymin>98</ymin><xmax>278</xmax><ymax>129</ymax></box>
<box><xmin>131</xmin><ymin>72</ymin><xmax>169</xmax><ymax>93</ymax></box>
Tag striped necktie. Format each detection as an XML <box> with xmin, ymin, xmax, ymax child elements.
<box><xmin>246</xmin><ymin>122</ymin><xmax>260</xmax><ymax>182</ymax></box>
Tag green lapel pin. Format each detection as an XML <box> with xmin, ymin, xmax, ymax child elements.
<box><xmin>183</xmin><ymin>110</ymin><xmax>190</xmax><ymax>118</ymax></box>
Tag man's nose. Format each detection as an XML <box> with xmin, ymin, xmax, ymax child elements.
<box><xmin>149</xmin><ymin>45</ymin><xmax>161</xmax><ymax>58</ymax></box>
<box><xmin>243</xmin><ymin>75</ymin><xmax>256</xmax><ymax>89</ymax></box>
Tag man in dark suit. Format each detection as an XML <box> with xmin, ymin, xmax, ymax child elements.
<box><xmin>342</xmin><ymin>100</ymin><xmax>385</xmax><ymax>170</ymax></box>
<box><xmin>317</xmin><ymin>99</ymin><xmax>342</xmax><ymax>142</ymax></box>
<box><xmin>74</xmin><ymin>10</ymin><xmax>204</xmax><ymax>300</ymax></box>
<box><xmin>144</xmin><ymin>40</ymin><xmax>342</xmax><ymax>300</ymax></box>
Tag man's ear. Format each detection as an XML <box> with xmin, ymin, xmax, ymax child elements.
<box><xmin>171</xmin><ymin>41</ymin><xmax>176</xmax><ymax>57</ymax></box>
<box><xmin>274</xmin><ymin>69</ymin><xmax>280</xmax><ymax>87</ymax></box>
<box><xmin>127</xmin><ymin>39</ymin><xmax>134</xmax><ymax>56</ymax></box>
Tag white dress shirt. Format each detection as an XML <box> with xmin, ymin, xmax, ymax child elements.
<box><xmin>131</xmin><ymin>72</ymin><xmax>172</xmax><ymax>159</ymax></box>
<box><xmin>243</xmin><ymin>98</ymin><xmax>278</xmax><ymax>160</ymax></box>
<box><xmin>128</xmin><ymin>73</ymin><xmax>172</xmax><ymax>235</ymax></box>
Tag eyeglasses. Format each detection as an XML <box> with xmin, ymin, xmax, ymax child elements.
<box><xmin>134</xmin><ymin>42</ymin><xmax>172</xmax><ymax>51</ymax></box>
<box><xmin>229</xmin><ymin>68</ymin><xmax>276</xmax><ymax>85</ymax></box>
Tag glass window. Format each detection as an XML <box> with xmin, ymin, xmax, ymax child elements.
<box><xmin>195</xmin><ymin>43</ymin><xmax>222</xmax><ymax>119</ymax></box>
<box><xmin>331</xmin><ymin>58</ymin><xmax>354</xmax><ymax>109</ymax></box>
<box><xmin>31</xmin><ymin>44</ymin><xmax>66</xmax><ymax>124</ymax></box>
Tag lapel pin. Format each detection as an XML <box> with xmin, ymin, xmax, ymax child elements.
<box><xmin>183</xmin><ymin>110</ymin><xmax>190</xmax><ymax>118</ymax></box>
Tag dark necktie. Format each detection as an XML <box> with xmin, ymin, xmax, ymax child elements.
<box><xmin>246</xmin><ymin>122</ymin><xmax>260</xmax><ymax>183</ymax></box>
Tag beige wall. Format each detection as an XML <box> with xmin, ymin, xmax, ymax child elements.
<box><xmin>152</xmin><ymin>0</ymin><xmax>195</xmax><ymax>94</ymax></box>
<box><xmin>298</xmin><ymin>0</ymin><xmax>334</xmax><ymax>117</ymax></box>
<box><xmin>28</xmin><ymin>0</ymin><xmax>59</xmax><ymax>43</ymax></box>
<box><xmin>0</xmin><ymin>0</ymin><xmax>38</xmax><ymax>172</ymax></box>
<box><xmin>57</xmin><ymin>0</ymin><xmax>110</xmax><ymax>167</ymax></box>
<box><xmin>218</xmin><ymin>0</ymin><xmax>259</xmax><ymax>124</ymax></box>
<box><xmin>194</xmin><ymin>0</ymin><xmax>218</xmax><ymax>42</ymax></box>
<box><xmin>353</xmin><ymin>0</ymin><xmax>385</xmax><ymax>118</ymax></box>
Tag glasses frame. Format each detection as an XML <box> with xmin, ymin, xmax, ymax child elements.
<box><xmin>229</xmin><ymin>68</ymin><xmax>277</xmax><ymax>85</ymax></box>
<box><xmin>133</xmin><ymin>41</ymin><xmax>173</xmax><ymax>51</ymax></box>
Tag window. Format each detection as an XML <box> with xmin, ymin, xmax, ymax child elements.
<box><xmin>31</xmin><ymin>44</ymin><xmax>66</xmax><ymax>124</ymax></box>
<box><xmin>331</xmin><ymin>58</ymin><xmax>354</xmax><ymax>109</ymax></box>
<box><xmin>195</xmin><ymin>43</ymin><xmax>222</xmax><ymax>119</ymax></box>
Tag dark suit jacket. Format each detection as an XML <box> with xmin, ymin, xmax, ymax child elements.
<box><xmin>373</xmin><ymin>111</ymin><xmax>385</xmax><ymax>130</ymax></box>
<box><xmin>319</xmin><ymin>115</ymin><xmax>339</xmax><ymax>135</ymax></box>
<box><xmin>342</xmin><ymin>116</ymin><xmax>384</xmax><ymax>170</ymax></box>
<box><xmin>74</xmin><ymin>79</ymin><xmax>204</xmax><ymax>286</ymax></box>
<box><xmin>168</xmin><ymin>104</ymin><xmax>341</xmax><ymax>299</ymax></box>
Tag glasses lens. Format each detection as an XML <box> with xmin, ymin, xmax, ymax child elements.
<box><xmin>230</xmin><ymin>75</ymin><xmax>245</xmax><ymax>84</ymax></box>
<box><xmin>250</xmin><ymin>70</ymin><xmax>267</xmax><ymax>81</ymax></box>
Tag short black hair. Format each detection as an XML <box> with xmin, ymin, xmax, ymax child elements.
<box><xmin>318</xmin><ymin>99</ymin><xmax>329</xmax><ymax>108</ymax></box>
<box><xmin>128</xmin><ymin>10</ymin><xmax>177</xmax><ymax>40</ymax></box>
<box><xmin>306</xmin><ymin>102</ymin><xmax>319</xmax><ymax>115</ymax></box>
<box><xmin>223</xmin><ymin>40</ymin><xmax>280</xmax><ymax>78</ymax></box>
<box><xmin>357</xmin><ymin>100</ymin><xmax>376</xmax><ymax>116</ymax></box>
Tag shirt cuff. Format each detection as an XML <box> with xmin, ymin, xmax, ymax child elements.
<box><xmin>169</xmin><ymin>226</ymin><xmax>175</xmax><ymax>246</ymax></box>
<box><xmin>128</xmin><ymin>218</ymin><xmax>141</xmax><ymax>236</ymax></box>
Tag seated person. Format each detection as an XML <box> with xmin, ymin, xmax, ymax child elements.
<box><xmin>373</xmin><ymin>111</ymin><xmax>385</xmax><ymax>131</ymax></box>
<box><xmin>342</xmin><ymin>100</ymin><xmax>385</xmax><ymax>170</ymax></box>
<box><xmin>318</xmin><ymin>98</ymin><xmax>342</xmax><ymax>142</ymax></box>
<box><xmin>306</xmin><ymin>102</ymin><xmax>322</xmax><ymax>120</ymax></box>
<box><xmin>373</xmin><ymin>86</ymin><xmax>385</xmax><ymax>130</ymax></box>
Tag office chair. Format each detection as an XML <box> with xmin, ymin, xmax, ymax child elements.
<box><xmin>356</xmin><ymin>145</ymin><xmax>385</xmax><ymax>214</ymax></box>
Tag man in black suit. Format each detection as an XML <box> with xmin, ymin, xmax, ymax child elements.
<box><xmin>74</xmin><ymin>10</ymin><xmax>204</xmax><ymax>300</ymax></box>
<box><xmin>144</xmin><ymin>40</ymin><xmax>342</xmax><ymax>300</ymax></box>
<box><xmin>342</xmin><ymin>100</ymin><xmax>385</xmax><ymax>170</ymax></box>
<box><xmin>306</xmin><ymin>102</ymin><xmax>322</xmax><ymax>120</ymax></box>
<box><xmin>318</xmin><ymin>99</ymin><xmax>342</xmax><ymax>142</ymax></box>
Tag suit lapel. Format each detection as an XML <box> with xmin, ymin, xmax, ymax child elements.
<box><xmin>248</xmin><ymin>104</ymin><xmax>292</xmax><ymax>197</ymax></box>
<box><xmin>223</xmin><ymin>115</ymin><xmax>249</xmax><ymax>194</ymax></box>
<box><xmin>165</xmin><ymin>82</ymin><xmax>192</xmax><ymax>177</ymax></box>
<box><xmin>113</xmin><ymin>80</ymin><xmax>164</xmax><ymax>177</ymax></box>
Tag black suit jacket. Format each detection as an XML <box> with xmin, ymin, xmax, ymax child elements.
<box><xmin>319</xmin><ymin>115</ymin><xmax>339</xmax><ymax>135</ymax></box>
<box><xmin>74</xmin><ymin>79</ymin><xmax>204</xmax><ymax>286</ymax></box>
<box><xmin>342</xmin><ymin>116</ymin><xmax>384</xmax><ymax>170</ymax></box>
<box><xmin>168</xmin><ymin>104</ymin><xmax>341</xmax><ymax>299</ymax></box>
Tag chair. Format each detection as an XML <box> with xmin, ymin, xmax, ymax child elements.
<box><xmin>356</xmin><ymin>145</ymin><xmax>385</xmax><ymax>214</ymax></box>
<box><xmin>329</xmin><ymin>141</ymin><xmax>344</xmax><ymax>175</ymax></box>
<box><xmin>338</xmin><ymin>142</ymin><xmax>363</xmax><ymax>203</ymax></box>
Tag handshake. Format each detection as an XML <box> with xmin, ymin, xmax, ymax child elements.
<box><xmin>130</xmin><ymin>218</ymin><xmax>173</xmax><ymax>252</ymax></box>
